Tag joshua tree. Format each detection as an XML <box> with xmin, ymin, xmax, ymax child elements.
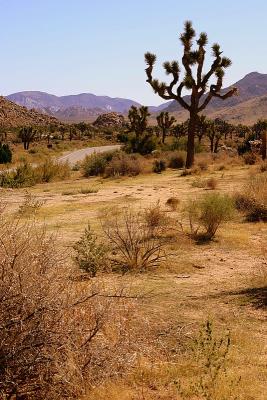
<box><xmin>145</xmin><ymin>21</ymin><xmax>237</xmax><ymax>167</ymax></box>
<box><xmin>18</xmin><ymin>126</ymin><xmax>37</xmax><ymax>150</ymax></box>
<box><xmin>75</xmin><ymin>122</ymin><xmax>88</xmax><ymax>140</ymax></box>
<box><xmin>128</xmin><ymin>106</ymin><xmax>150</xmax><ymax>137</ymax></box>
<box><xmin>172</xmin><ymin>120</ymin><xmax>188</xmax><ymax>139</ymax></box>
<box><xmin>156</xmin><ymin>111</ymin><xmax>176</xmax><ymax>143</ymax></box>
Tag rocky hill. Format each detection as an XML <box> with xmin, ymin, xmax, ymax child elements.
<box><xmin>0</xmin><ymin>96</ymin><xmax>58</xmax><ymax>127</ymax></box>
<box><xmin>93</xmin><ymin>112</ymin><xmax>126</xmax><ymax>128</ymax></box>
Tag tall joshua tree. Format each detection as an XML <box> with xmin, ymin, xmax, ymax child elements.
<box><xmin>156</xmin><ymin>111</ymin><xmax>176</xmax><ymax>143</ymax></box>
<box><xmin>145</xmin><ymin>21</ymin><xmax>237</xmax><ymax>167</ymax></box>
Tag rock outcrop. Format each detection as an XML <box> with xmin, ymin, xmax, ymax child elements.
<box><xmin>93</xmin><ymin>112</ymin><xmax>126</xmax><ymax>128</ymax></box>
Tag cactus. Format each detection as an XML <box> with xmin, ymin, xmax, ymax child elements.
<box><xmin>156</xmin><ymin>111</ymin><xmax>176</xmax><ymax>143</ymax></box>
<box><xmin>145</xmin><ymin>21</ymin><xmax>237</xmax><ymax>167</ymax></box>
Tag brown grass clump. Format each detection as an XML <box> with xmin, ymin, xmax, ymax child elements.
<box><xmin>234</xmin><ymin>173</ymin><xmax>267</xmax><ymax>221</ymax></box>
<box><xmin>206</xmin><ymin>177</ymin><xmax>219</xmax><ymax>190</ymax></box>
<box><xmin>243</xmin><ymin>152</ymin><xmax>257</xmax><ymax>165</ymax></box>
<box><xmin>165</xmin><ymin>197</ymin><xmax>180</xmax><ymax>211</ymax></box>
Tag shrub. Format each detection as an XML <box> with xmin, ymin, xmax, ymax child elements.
<box><xmin>166</xmin><ymin>197</ymin><xmax>180</xmax><ymax>211</ymax></box>
<box><xmin>184</xmin><ymin>193</ymin><xmax>234</xmax><ymax>240</ymax></box>
<box><xmin>35</xmin><ymin>159</ymin><xmax>71</xmax><ymax>183</ymax></box>
<box><xmin>143</xmin><ymin>202</ymin><xmax>166</xmax><ymax>236</ymax></box>
<box><xmin>104</xmin><ymin>153</ymin><xmax>142</xmax><ymax>177</ymax></box>
<box><xmin>176</xmin><ymin>321</ymin><xmax>241</xmax><ymax>400</ymax></box>
<box><xmin>234</xmin><ymin>173</ymin><xmax>267</xmax><ymax>221</ymax></box>
<box><xmin>153</xmin><ymin>159</ymin><xmax>166</xmax><ymax>173</ymax></box>
<box><xmin>82</xmin><ymin>151</ymin><xmax>115</xmax><ymax>177</ymax></box>
<box><xmin>124</xmin><ymin>132</ymin><xmax>157</xmax><ymax>155</ymax></box>
<box><xmin>168</xmin><ymin>151</ymin><xmax>186</xmax><ymax>169</ymax></box>
<box><xmin>0</xmin><ymin>215</ymin><xmax>140</xmax><ymax>398</ymax></box>
<box><xmin>0</xmin><ymin>162</ymin><xmax>36</xmax><ymax>188</ymax></box>
<box><xmin>73</xmin><ymin>223</ymin><xmax>107</xmax><ymax>276</ymax></box>
<box><xmin>0</xmin><ymin>143</ymin><xmax>12</xmax><ymax>164</ymax></box>
<box><xmin>259</xmin><ymin>160</ymin><xmax>267</xmax><ymax>172</ymax></box>
<box><xmin>243</xmin><ymin>152</ymin><xmax>257</xmax><ymax>165</ymax></box>
<box><xmin>18</xmin><ymin>191</ymin><xmax>44</xmax><ymax>216</ymax></box>
<box><xmin>101</xmin><ymin>209</ymin><xmax>166</xmax><ymax>273</ymax></box>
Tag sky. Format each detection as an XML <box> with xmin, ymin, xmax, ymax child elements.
<box><xmin>1</xmin><ymin>0</ymin><xmax>267</xmax><ymax>105</ymax></box>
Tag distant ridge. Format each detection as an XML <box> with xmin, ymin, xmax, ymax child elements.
<box><xmin>6</xmin><ymin>72</ymin><xmax>267</xmax><ymax>124</ymax></box>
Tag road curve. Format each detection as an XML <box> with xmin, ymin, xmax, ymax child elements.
<box><xmin>58</xmin><ymin>144</ymin><xmax>121</xmax><ymax>166</ymax></box>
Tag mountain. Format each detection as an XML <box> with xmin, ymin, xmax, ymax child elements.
<box><xmin>165</xmin><ymin>72</ymin><xmax>267</xmax><ymax>123</ymax></box>
<box><xmin>0</xmin><ymin>96</ymin><xmax>58</xmax><ymax>127</ymax></box>
<box><xmin>7</xmin><ymin>91</ymin><xmax>141</xmax><ymax>115</ymax></box>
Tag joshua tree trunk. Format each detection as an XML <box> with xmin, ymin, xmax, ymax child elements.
<box><xmin>186</xmin><ymin>112</ymin><xmax>197</xmax><ymax>168</ymax></box>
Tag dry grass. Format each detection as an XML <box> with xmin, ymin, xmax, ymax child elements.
<box><xmin>0</xmin><ymin>164</ymin><xmax>266</xmax><ymax>399</ymax></box>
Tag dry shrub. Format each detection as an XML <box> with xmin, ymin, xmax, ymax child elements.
<box><xmin>206</xmin><ymin>177</ymin><xmax>218</xmax><ymax>190</ymax></box>
<box><xmin>35</xmin><ymin>158</ymin><xmax>71</xmax><ymax>182</ymax></box>
<box><xmin>234</xmin><ymin>173</ymin><xmax>267</xmax><ymax>221</ymax></box>
<box><xmin>18</xmin><ymin>190</ymin><xmax>44</xmax><ymax>216</ymax></box>
<box><xmin>243</xmin><ymin>152</ymin><xmax>257</xmax><ymax>165</ymax></box>
<box><xmin>0</xmin><ymin>215</ymin><xmax>142</xmax><ymax>399</ymax></box>
<box><xmin>143</xmin><ymin>202</ymin><xmax>167</xmax><ymax>236</ymax></box>
<box><xmin>104</xmin><ymin>153</ymin><xmax>142</xmax><ymax>177</ymax></box>
<box><xmin>101</xmin><ymin>209</ymin><xmax>166</xmax><ymax>273</ymax></box>
<box><xmin>166</xmin><ymin>197</ymin><xmax>180</xmax><ymax>211</ymax></box>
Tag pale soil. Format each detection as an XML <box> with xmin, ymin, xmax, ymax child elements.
<box><xmin>1</xmin><ymin>165</ymin><xmax>266</xmax><ymax>399</ymax></box>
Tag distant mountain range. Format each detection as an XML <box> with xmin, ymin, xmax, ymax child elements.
<box><xmin>5</xmin><ymin>72</ymin><xmax>267</xmax><ymax>124</ymax></box>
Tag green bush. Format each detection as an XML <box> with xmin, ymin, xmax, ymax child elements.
<box><xmin>73</xmin><ymin>224</ymin><xmax>107</xmax><ymax>277</ymax></box>
<box><xmin>82</xmin><ymin>151</ymin><xmax>116</xmax><ymax>177</ymax></box>
<box><xmin>0</xmin><ymin>144</ymin><xmax>12</xmax><ymax>164</ymax></box>
<box><xmin>153</xmin><ymin>160</ymin><xmax>166</xmax><ymax>173</ymax></box>
<box><xmin>185</xmin><ymin>193</ymin><xmax>234</xmax><ymax>240</ymax></box>
<box><xmin>124</xmin><ymin>132</ymin><xmax>157</xmax><ymax>155</ymax></box>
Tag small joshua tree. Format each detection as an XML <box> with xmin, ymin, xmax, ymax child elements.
<box><xmin>19</xmin><ymin>126</ymin><xmax>37</xmax><ymax>150</ymax></box>
<box><xmin>145</xmin><ymin>21</ymin><xmax>237</xmax><ymax>167</ymax></box>
<box><xmin>156</xmin><ymin>111</ymin><xmax>176</xmax><ymax>143</ymax></box>
<box><xmin>128</xmin><ymin>105</ymin><xmax>150</xmax><ymax>138</ymax></box>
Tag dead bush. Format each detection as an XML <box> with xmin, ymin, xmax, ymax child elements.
<box><xmin>101</xmin><ymin>209</ymin><xmax>166</xmax><ymax>273</ymax></box>
<box><xmin>0</xmin><ymin>216</ymin><xmax>141</xmax><ymax>399</ymax></box>
<box><xmin>143</xmin><ymin>202</ymin><xmax>167</xmax><ymax>236</ymax></box>
<box><xmin>234</xmin><ymin>173</ymin><xmax>267</xmax><ymax>221</ymax></box>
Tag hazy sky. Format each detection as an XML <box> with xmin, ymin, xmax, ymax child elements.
<box><xmin>1</xmin><ymin>0</ymin><xmax>267</xmax><ymax>105</ymax></box>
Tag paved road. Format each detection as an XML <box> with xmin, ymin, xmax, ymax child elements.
<box><xmin>58</xmin><ymin>144</ymin><xmax>121</xmax><ymax>166</ymax></box>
